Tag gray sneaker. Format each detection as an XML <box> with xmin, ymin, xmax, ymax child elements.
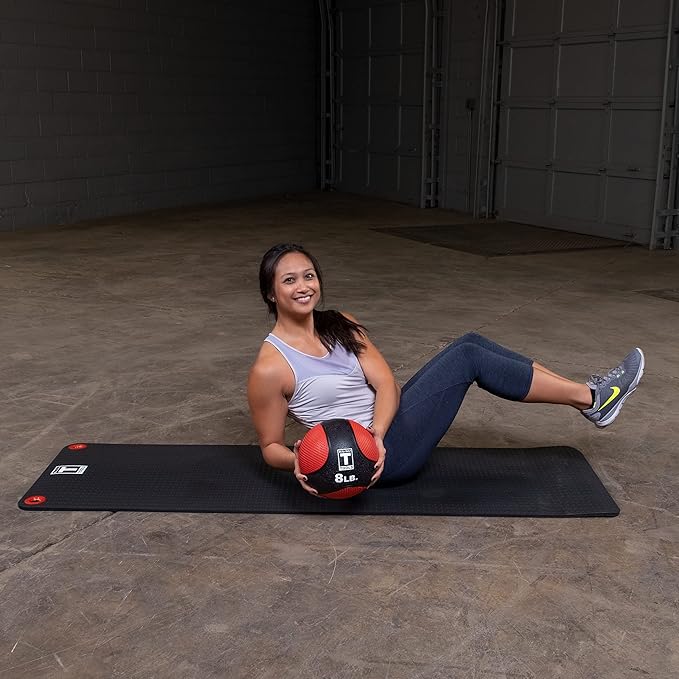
<box><xmin>581</xmin><ymin>348</ymin><xmax>645</xmax><ymax>428</ymax></box>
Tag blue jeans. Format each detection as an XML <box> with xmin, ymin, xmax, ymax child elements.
<box><xmin>379</xmin><ymin>332</ymin><xmax>534</xmax><ymax>485</ymax></box>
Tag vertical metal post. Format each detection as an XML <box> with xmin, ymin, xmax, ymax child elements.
<box><xmin>472</xmin><ymin>0</ymin><xmax>491</xmax><ymax>218</ymax></box>
<box><xmin>328</xmin><ymin>3</ymin><xmax>337</xmax><ymax>187</ymax></box>
<box><xmin>662</xmin><ymin>63</ymin><xmax>679</xmax><ymax>249</ymax></box>
<box><xmin>429</xmin><ymin>1</ymin><xmax>438</xmax><ymax>206</ymax></box>
<box><xmin>420</xmin><ymin>0</ymin><xmax>432</xmax><ymax>207</ymax></box>
<box><xmin>466</xmin><ymin>104</ymin><xmax>474</xmax><ymax>211</ymax></box>
<box><xmin>484</xmin><ymin>0</ymin><xmax>501</xmax><ymax>219</ymax></box>
<box><xmin>437</xmin><ymin>0</ymin><xmax>452</xmax><ymax>207</ymax></box>
<box><xmin>318</xmin><ymin>0</ymin><xmax>329</xmax><ymax>189</ymax></box>
<box><xmin>650</xmin><ymin>0</ymin><xmax>676</xmax><ymax>249</ymax></box>
<box><xmin>421</xmin><ymin>0</ymin><xmax>448</xmax><ymax>208</ymax></box>
<box><xmin>317</xmin><ymin>0</ymin><xmax>337</xmax><ymax>190</ymax></box>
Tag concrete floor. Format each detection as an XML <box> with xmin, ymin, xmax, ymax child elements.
<box><xmin>1</xmin><ymin>192</ymin><xmax>677</xmax><ymax>678</ymax></box>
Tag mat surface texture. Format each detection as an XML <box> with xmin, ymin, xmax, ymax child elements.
<box><xmin>18</xmin><ymin>443</ymin><xmax>619</xmax><ymax>517</ymax></box>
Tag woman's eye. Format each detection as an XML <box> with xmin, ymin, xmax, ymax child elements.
<box><xmin>305</xmin><ymin>273</ymin><xmax>315</xmax><ymax>279</ymax></box>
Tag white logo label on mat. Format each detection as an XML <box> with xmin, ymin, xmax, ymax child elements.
<box><xmin>51</xmin><ymin>465</ymin><xmax>88</xmax><ymax>475</ymax></box>
<box><xmin>337</xmin><ymin>448</ymin><xmax>354</xmax><ymax>471</ymax></box>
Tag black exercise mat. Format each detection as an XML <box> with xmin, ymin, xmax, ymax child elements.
<box><xmin>18</xmin><ymin>443</ymin><xmax>619</xmax><ymax>517</ymax></box>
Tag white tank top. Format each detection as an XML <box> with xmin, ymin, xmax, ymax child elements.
<box><xmin>264</xmin><ymin>333</ymin><xmax>376</xmax><ymax>429</ymax></box>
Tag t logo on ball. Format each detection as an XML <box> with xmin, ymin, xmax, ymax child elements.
<box><xmin>337</xmin><ymin>447</ymin><xmax>354</xmax><ymax>471</ymax></box>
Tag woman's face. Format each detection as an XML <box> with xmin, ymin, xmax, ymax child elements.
<box><xmin>271</xmin><ymin>252</ymin><xmax>321</xmax><ymax>317</ymax></box>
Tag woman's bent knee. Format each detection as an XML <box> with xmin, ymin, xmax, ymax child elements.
<box><xmin>460</xmin><ymin>331</ymin><xmax>485</xmax><ymax>345</ymax></box>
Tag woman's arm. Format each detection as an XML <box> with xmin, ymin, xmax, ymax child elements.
<box><xmin>247</xmin><ymin>359</ymin><xmax>319</xmax><ymax>495</ymax></box>
<box><xmin>342</xmin><ymin>312</ymin><xmax>400</xmax><ymax>484</ymax></box>
<box><xmin>247</xmin><ymin>359</ymin><xmax>295</xmax><ymax>471</ymax></box>
<box><xmin>367</xmin><ymin>366</ymin><xmax>401</xmax><ymax>440</ymax></box>
<box><xmin>342</xmin><ymin>311</ymin><xmax>401</xmax><ymax>437</ymax></box>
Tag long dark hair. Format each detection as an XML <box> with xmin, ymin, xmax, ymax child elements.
<box><xmin>259</xmin><ymin>243</ymin><xmax>367</xmax><ymax>355</ymax></box>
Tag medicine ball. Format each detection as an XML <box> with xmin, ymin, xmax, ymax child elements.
<box><xmin>298</xmin><ymin>419</ymin><xmax>380</xmax><ymax>499</ymax></box>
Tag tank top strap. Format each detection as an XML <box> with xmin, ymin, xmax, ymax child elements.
<box><xmin>264</xmin><ymin>333</ymin><xmax>300</xmax><ymax>383</ymax></box>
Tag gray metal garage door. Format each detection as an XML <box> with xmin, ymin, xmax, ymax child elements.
<box><xmin>331</xmin><ymin>0</ymin><xmax>427</xmax><ymax>205</ymax></box>
<box><xmin>495</xmin><ymin>0</ymin><xmax>671</xmax><ymax>244</ymax></box>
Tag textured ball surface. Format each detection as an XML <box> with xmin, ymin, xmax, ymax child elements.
<box><xmin>298</xmin><ymin>419</ymin><xmax>379</xmax><ymax>499</ymax></box>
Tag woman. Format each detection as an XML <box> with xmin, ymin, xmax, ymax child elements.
<box><xmin>247</xmin><ymin>243</ymin><xmax>645</xmax><ymax>494</ymax></box>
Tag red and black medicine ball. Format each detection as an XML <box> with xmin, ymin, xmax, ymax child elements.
<box><xmin>298</xmin><ymin>419</ymin><xmax>380</xmax><ymax>499</ymax></box>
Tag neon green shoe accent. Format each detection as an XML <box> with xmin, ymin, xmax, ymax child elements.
<box><xmin>598</xmin><ymin>386</ymin><xmax>620</xmax><ymax>411</ymax></box>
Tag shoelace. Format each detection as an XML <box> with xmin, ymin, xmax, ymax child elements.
<box><xmin>588</xmin><ymin>366</ymin><xmax>624</xmax><ymax>387</ymax></box>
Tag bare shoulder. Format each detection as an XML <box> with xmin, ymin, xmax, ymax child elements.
<box><xmin>249</xmin><ymin>342</ymin><xmax>294</xmax><ymax>396</ymax></box>
<box><xmin>250</xmin><ymin>342</ymin><xmax>285</xmax><ymax>379</ymax></box>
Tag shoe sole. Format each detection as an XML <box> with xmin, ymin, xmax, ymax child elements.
<box><xmin>596</xmin><ymin>347</ymin><xmax>645</xmax><ymax>428</ymax></box>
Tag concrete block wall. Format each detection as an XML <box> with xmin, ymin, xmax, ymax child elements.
<box><xmin>0</xmin><ymin>0</ymin><xmax>317</xmax><ymax>231</ymax></box>
<box><xmin>442</xmin><ymin>0</ymin><xmax>488</xmax><ymax>212</ymax></box>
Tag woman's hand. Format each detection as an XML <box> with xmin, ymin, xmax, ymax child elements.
<box><xmin>367</xmin><ymin>427</ymin><xmax>386</xmax><ymax>487</ymax></box>
<box><xmin>293</xmin><ymin>440</ymin><xmax>319</xmax><ymax>496</ymax></box>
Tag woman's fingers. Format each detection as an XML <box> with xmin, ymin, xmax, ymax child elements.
<box><xmin>293</xmin><ymin>442</ymin><xmax>318</xmax><ymax>494</ymax></box>
<box><xmin>369</xmin><ymin>465</ymin><xmax>384</xmax><ymax>487</ymax></box>
<box><xmin>368</xmin><ymin>433</ymin><xmax>386</xmax><ymax>487</ymax></box>
<box><xmin>295</xmin><ymin>474</ymin><xmax>318</xmax><ymax>495</ymax></box>
<box><xmin>370</xmin><ymin>447</ymin><xmax>386</xmax><ymax>485</ymax></box>
<box><xmin>302</xmin><ymin>483</ymin><xmax>319</xmax><ymax>496</ymax></box>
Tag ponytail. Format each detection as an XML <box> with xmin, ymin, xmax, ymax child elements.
<box><xmin>314</xmin><ymin>309</ymin><xmax>367</xmax><ymax>356</ymax></box>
